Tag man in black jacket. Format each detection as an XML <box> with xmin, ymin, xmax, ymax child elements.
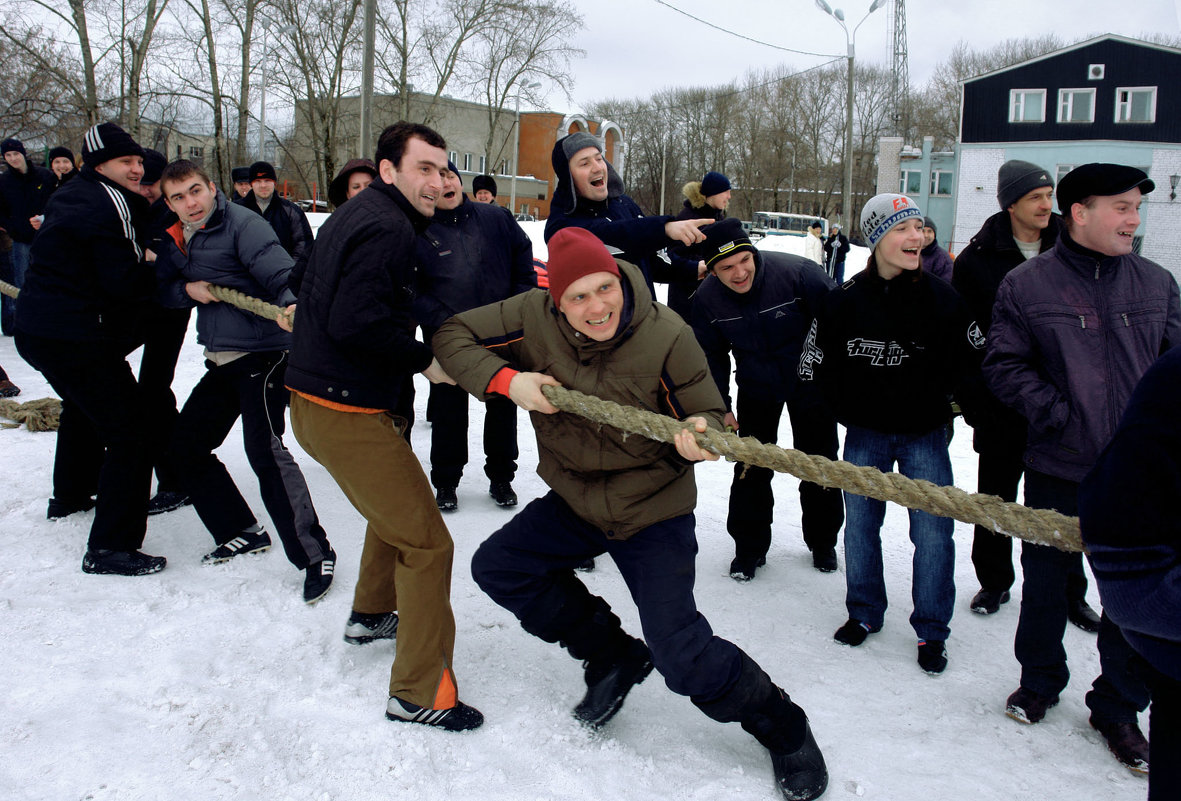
<box><xmin>286</xmin><ymin>121</ymin><xmax>483</xmax><ymax>732</ymax></box>
<box><xmin>691</xmin><ymin>219</ymin><xmax>843</xmax><ymax>580</ymax></box>
<box><xmin>14</xmin><ymin>122</ymin><xmax>164</xmax><ymax>576</ymax></box>
<box><xmin>0</xmin><ymin>137</ymin><xmax>55</xmax><ymax>334</ymax></box>
<box><xmin>238</xmin><ymin>160</ymin><xmax>313</xmax><ymax>265</ymax></box>
<box><xmin>822</xmin><ymin>224</ymin><xmax>849</xmax><ymax>283</ymax></box>
<box><xmin>415</xmin><ymin>161</ymin><xmax>536</xmax><ymax>511</ymax></box>
<box><xmin>951</xmin><ymin>160</ymin><xmax>1099</xmax><ymax>630</ymax></box>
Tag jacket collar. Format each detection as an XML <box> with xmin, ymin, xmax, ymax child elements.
<box><xmin>80</xmin><ymin>166</ymin><xmax>150</xmax><ymax>213</ymax></box>
<box><xmin>431</xmin><ymin>195</ymin><xmax>470</xmax><ymax>226</ymax></box>
<box><xmin>370</xmin><ymin>178</ymin><xmax>433</xmax><ymax>234</ymax></box>
<box><xmin>1055</xmin><ymin>228</ymin><xmax>1126</xmax><ymax>275</ymax></box>
<box><xmin>972</xmin><ymin>209</ymin><xmax>1061</xmax><ymax>254</ymax></box>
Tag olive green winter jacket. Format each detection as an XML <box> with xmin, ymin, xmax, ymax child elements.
<box><xmin>432</xmin><ymin>261</ymin><xmax>725</xmax><ymax>539</ymax></box>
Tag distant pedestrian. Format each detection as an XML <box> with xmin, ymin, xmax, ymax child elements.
<box><xmin>472</xmin><ymin>174</ymin><xmax>498</xmax><ymax>204</ymax></box>
<box><xmin>48</xmin><ymin>146</ymin><xmax>79</xmax><ymax>190</ymax></box>
<box><xmin>805</xmin><ymin>221</ymin><xmax>824</xmax><ymax>266</ymax></box>
<box><xmin>327</xmin><ymin>158</ymin><xmax>377</xmax><ymax>209</ymax></box>
<box><xmin>822</xmin><ymin>223</ymin><xmax>849</xmax><ymax>283</ymax></box>
<box><xmin>231</xmin><ymin>166</ymin><xmax>252</xmax><ymax>199</ymax></box>
<box><xmin>238</xmin><ymin>161</ymin><xmax>313</xmax><ymax>264</ymax></box>
<box><xmin>0</xmin><ymin>137</ymin><xmax>54</xmax><ymax>335</ymax></box>
<box><xmin>670</xmin><ymin>170</ymin><xmax>732</xmax><ymax>316</ymax></box>
<box><xmin>919</xmin><ymin>218</ymin><xmax>952</xmax><ymax>282</ymax></box>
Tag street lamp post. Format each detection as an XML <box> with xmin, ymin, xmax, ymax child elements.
<box><xmin>815</xmin><ymin>0</ymin><xmax>885</xmax><ymax>227</ymax></box>
<box><xmin>509</xmin><ymin>81</ymin><xmax>542</xmax><ymax>217</ymax></box>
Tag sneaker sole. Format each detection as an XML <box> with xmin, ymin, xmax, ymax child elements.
<box><xmin>1005</xmin><ymin>700</ymin><xmax>1057</xmax><ymax>724</ymax></box>
<box><xmin>304</xmin><ymin>579</ymin><xmax>333</xmax><ymax>605</ymax></box>
<box><xmin>202</xmin><ymin>544</ymin><xmax>272</xmax><ymax>565</ymax></box>
<box><xmin>82</xmin><ymin>560</ymin><xmax>166</xmax><ymax>576</ymax></box>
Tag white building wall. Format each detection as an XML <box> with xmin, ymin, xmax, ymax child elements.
<box><xmin>950</xmin><ymin>147</ymin><xmax>1006</xmax><ymax>255</ymax></box>
<box><xmin>1143</xmin><ymin>147</ymin><xmax>1181</xmax><ymax>282</ymax></box>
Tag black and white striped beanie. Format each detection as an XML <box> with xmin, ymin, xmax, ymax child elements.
<box><xmin>82</xmin><ymin>122</ymin><xmax>145</xmax><ymax>168</ymax></box>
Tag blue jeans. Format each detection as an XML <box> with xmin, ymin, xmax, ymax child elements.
<box><xmin>842</xmin><ymin>424</ymin><xmax>955</xmax><ymax>642</ymax></box>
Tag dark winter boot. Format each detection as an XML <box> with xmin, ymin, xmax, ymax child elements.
<box><xmin>573</xmin><ymin>634</ymin><xmax>654</xmax><ymax>728</ymax></box>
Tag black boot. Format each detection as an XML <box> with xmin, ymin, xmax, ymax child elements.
<box><xmin>573</xmin><ymin>634</ymin><xmax>653</xmax><ymax>728</ymax></box>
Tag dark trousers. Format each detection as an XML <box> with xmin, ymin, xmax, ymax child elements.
<box><xmin>427</xmin><ymin>381</ymin><xmax>518</xmax><ymax>489</ymax></box>
<box><xmin>727</xmin><ymin>390</ymin><xmax>843</xmax><ymax>560</ymax></box>
<box><xmin>473</xmin><ymin>491</ymin><xmax>749</xmax><ymax>707</ymax></box>
<box><xmin>138</xmin><ymin>305</ymin><xmax>191</xmax><ymax>493</ymax></box>
<box><xmin>171</xmin><ymin>351</ymin><xmax>330</xmax><ymax>570</ymax></box>
<box><xmin>974</xmin><ymin>448</ymin><xmax>1088</xmax><ymax>598</ymax></box>
<box><xmin>15</xmin><ymin>332</ymin><xmax>151</xmax><ymax>551</ymax></box>
<box><xmin>1147</xmin><ymin>664</ymin><xmax>1181</xmax><ymax>801</ymax></box>
<box><xmin>1017</xmin><ymin>471</ymin><xmax>1146</xmax><ymax>719</ymax></box>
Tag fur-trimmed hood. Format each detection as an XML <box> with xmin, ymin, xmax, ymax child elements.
<box><xmin>682</xmin><ymin>180</ymin><xmax>707</xmax><ymax>209</ymax></box>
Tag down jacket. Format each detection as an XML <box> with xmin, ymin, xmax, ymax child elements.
<box><xmin>432</xmin><ymin>261</ymin><xmax>725</xmax><ymax>539</ymax></box>
<box><xmin>984</xmin><ymin>232</ymin><xmax>1181</xmax><ymax>482</ymax></box>
<box><xmin>160</xmin><ymin>190</ymin><xmax>295</xmax><ymax>353</ymax></box>
<box><xmin>692</xmin><ymin>249</ymin><xmax>833</xmax><ymax>410</ymax></box>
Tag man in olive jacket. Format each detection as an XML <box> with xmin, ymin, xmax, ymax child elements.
<box><xmin>432</xmin><ymin>226</ymin><xmax>829</xmax><ymax>801</ymax></box>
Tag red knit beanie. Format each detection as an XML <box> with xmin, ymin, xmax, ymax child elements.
<box><xmin>546</xmin><ymin>227</ymin><xmax>620</xmax><ymax>304</ymax></box>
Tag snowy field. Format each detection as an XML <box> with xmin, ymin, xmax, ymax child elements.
<box><xmin>0</xmin><ymin>258</ymin><xmax>1147</xmax><ymax>801</ymax></box>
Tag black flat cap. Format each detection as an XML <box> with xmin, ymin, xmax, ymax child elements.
<box><xmin>1057</xmin><ymin>163</ymin><xmax>1155</xmax><ymax>215</ymax></box>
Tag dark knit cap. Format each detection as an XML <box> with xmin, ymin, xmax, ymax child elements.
<box><xmin>447</xmin><ymin>160</ymin><xmax>460</xmax><ymax>177</ymax></box>
<box><xmin>697</xmin><ymin>217</ymin><xmax>757</xmax><ymax>269</ymax></box>
<box><xmin>249</xmin><ymin>161</ymin><xmax>277</xmax><ymax>182</ymax></box>
<box><xmin>48</xmin><ymin>146</ymin><xmax>74</xmax><ymax>164</ymax></box>
<box><xmin>809</xmin><ymin>220</ymin><xmax>823</xmax><ymax>231</ymax></box>
<box><xmin>1057</xmin><ymin>163</ymin><xmax>1155</xmax><ymax>216</ymax></box>
<box><xmin>997</xmin><ymin>160</ymin><xmax>1053</xmax><ymax>210</ymax></box>
<box><xmin>140</xmin><ymin>149</ymin><xmax>167</xmax><ymax>184</ymax></box>
<box><xmin>82</xmin><ymin>122</ymin><xmax>144</xmax><ymax>168</ymax></box>
<box><xmin>701</xmin><ymin>171</ymin><xmax>731</xmax><ymax>198</ymax></box>
<box><xmin>1</xmin><ymin>138</ymin><xmax>26</xmax><ymax>157</ymax></box>
<box><xmin>547</xmin><ymin>227</ymin><xmax>620</xmax><ymax>303</ymax></box>
<box><xmin>473</xmin><ymin>174</ymin><xmax>497</xmax><ymax>196</ymax></box>
<box><xmin>231</xmin><ymin>166</ymin><xmax>251</xmax><ymax>183</ymax></box>
<box><xmin>922</xmin><ymin>217</ymin><xmax>937</xmax><ymax>236</ymax></box>
<box><xmin>328</xmin><ymin>158</ymin><xmax>378</xmax><ymax>208</ymax></box>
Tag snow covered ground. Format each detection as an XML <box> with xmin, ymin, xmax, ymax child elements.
<box><xmin>0</xmin><ymin>272</ymin><xmax>1147</xmax><ymax>801</ymax></box>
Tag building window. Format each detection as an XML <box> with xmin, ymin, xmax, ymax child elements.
<box><xmin>500</xmin><ymin>159</ymin><xmax>509</xmax><ymax>175</ymax></box>
<box><xmin>898</xmin><ymin>169</ymin><xmax>922</xmax><ymax>195</ymax></box>
<box><xmin>448</xmin><ymin>150</ymin><xmax>457</xmax><ymax>165</ymax></box>
<box><xmin>1009</xmin><ymin>89</ymin><xmax>1046</xmax><ymax>123</ymax></box>
<box><xmin>1056</xmin><ymin>164</ymin><xmax>1075</xmax><ymax>185</ymax></box>
<box><xmin>188</xmin><ymin>146</ymin><xmax>204</xmax><ymax>158</ymax></box>
<box><xmin>463</xmin><ymin>153</ymin><xmax>473</xmax><ymax>171</ymax></box>
<box><xmin>930</xmin><ymin>170</ymin><xmax>953</xmax><ymax>196</ymax></box>
<box><xmin>1057</xmin><ymin>88</ymin><xmax>1095</xmax><ymax>123</ymax></box>
<box><xmin>1115</xmin><ymin>87</ymin><xmax>1157</xmax><ymax>123</ymax></box>
<box><xmin>479</xmin><ymin>155</ymin><xmax>486</xmax><ymax>173</ymax></box>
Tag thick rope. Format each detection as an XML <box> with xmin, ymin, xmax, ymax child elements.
<box><xmin>0</xmin><ymin>278</ymin><xmax>18</xmax><ymax>300</ymax></box>
<box><xmin>0</xmin><ymin>278</ymin><xmax>1083</xmax><ymax>551</ymax></box>
<box><xmin>0</xmin><ymin>397</ymin><xmax>61</xmax><ymax>431</ymax></box>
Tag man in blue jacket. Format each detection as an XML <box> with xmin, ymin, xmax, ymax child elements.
<box><xmin>985</xmin><ymin>163</ymin><xmax>1181</xmax><ymax>772</ymax></box>
<box><xmin>690</xmin><ymin>218</ymin><xmax>843</xmax><ymax>580</ymax></box>
<box><xmin>416</xmin><ymin>161</ymin><xmax>536</xmax><ymax>511</ymax></box>
<box><xmin>157</xmin><ymin>159</ymin><xmax>336</xmax><ymax>604</ymax></box>
<box><xmin>544</xmin><ymin>132</ymin><xmax>709</xmax><ymax>302</ymax></box>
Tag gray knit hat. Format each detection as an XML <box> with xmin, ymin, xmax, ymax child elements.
<box><xmin>997</xmin><ymin>160</ymin><xmax>1053</xmax><ymax>210</ymax></box>
<box><xmin>560</xmin><ymin>131</ymin><xmax>603</xmax><ymax>162</ymax></box>
<box><xmin>860</xmin><ymin>193</ymin><xmax>923</xmax><ymax>250</ymax></box>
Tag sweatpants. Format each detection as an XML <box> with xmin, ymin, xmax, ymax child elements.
<box><xmin>291</xmin><ymin>393</ymin><xmax>460</xmax><ymax>710</ymax></box>
<box><xmin>426</xmin><ymin>381</ymin><xmax>518</xmax><ymax>489</ymax></box>
<box><xmin>171</xmin><ymin>351</ymin><xmax>330</xmax><ymax>569</ymax></box>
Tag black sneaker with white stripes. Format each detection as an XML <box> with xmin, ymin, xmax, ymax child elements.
<box><xmin>303</xmin><ymin>550</ymin><xmax>336</xmax><ymax>604</ymax></box>
<box><xmin>201</xmin><ymin>528</ymin><xmax>272</xmax><ymax>564</ymax></box>
<box><xmin>385</xmin><ymin>697</ymin><xmax>485</xmax><ymax>731</ymax></box>
<box><xmin>343</xmin><ymin>610</ymin><xmax>399</xmax><ymax>645</ymax></box>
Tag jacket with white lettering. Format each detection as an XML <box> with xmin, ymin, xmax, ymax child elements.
<box><xmin>799</xmin><ymin>263</ymin><xmax>984</xmax><ymax>434</ymax></box>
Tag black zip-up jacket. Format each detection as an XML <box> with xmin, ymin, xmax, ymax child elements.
<box><xmin>286</xmin><ymin>180</ymin><xmax>434</xmax><ymax>410</ymax></box>
<box><xmin>692</xmin><ymin>249</ymin><xmax>833</xmax><ymax>410</ymax></box>
<box><xmin>16</xmin><ymin>167</ymin><xmax>151</xmax><ymax>346</ymax></box>
<box><xmin>951</xmin><ymin>210</ymin><xmax>1060</xmax><ymax>452</ymax></box>
<box><xmin>239</xmin><ymin>190</ymin><xmax>313</xmax><ymax>264</ymax></box>
<box><xmin>0</xmin><ymin>163</ymin><xmax>55</xmax><ymax>244</ymax></box>
<box><xmin>414</xmin><ymin>196</ymin><xmax>536</xmax><ymax>333</ymax></box>
<box><xmin>799</xmin><ymin>264</ymin><xmax>985</xmax><ymax>435</ymax></box>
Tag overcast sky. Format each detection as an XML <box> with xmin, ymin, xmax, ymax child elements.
<box><xmin>557</xmin><ymin>0</ymin><xmax>1180</xmax><ymax>110</ymax></box>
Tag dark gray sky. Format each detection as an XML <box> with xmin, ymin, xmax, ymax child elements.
<box><xmin>560</xmin><ymin>0</ymin><xmax>1180</xmax><ymax>109</ymax></box>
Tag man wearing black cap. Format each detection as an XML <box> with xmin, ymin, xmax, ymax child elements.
<box><xmin>48</xmin><ymin>146</ymin><xmax>79</xmax><ymax>190</ymax></box>
<box><xmin>821</xmin><ymin>223</ymin><xmax>849</xmax><ymax>283</ymax></box>
<box><xmin>14</xmin><ymin>121</ymin><xmax>165</xmax><ymax>576</ymax></box>
<box><xmin>231</xmin><ymin>166</ymin><xmax>252</xmax><ymax>199</ymax></box>
<box><xmin>0</xmin><ymin>137</ymin><xmax>54</xmax><ymax>335</ymax></box>
<box><xmin>952</xmin><ymin>160</ymin><xmax>1097</xmax><ymax>625</ymax></box>
<box><xmin>669</xmin><ymin>170</ymin><xmax>734</xmax><ymax>317</ymax></box>
<box><xmin>415</xmin><ymin>161</ymin><xmax>536</xmax><ymax>511</ymax></box>
<box><xmin>985</xmin><ymin>163</ymin><xmax>1181</xmax><ymax>772</ymax></box>
<box><xmin>136</xmin><ymin>149</ymin><xmax>192</xmax><ymax>515</ymax></box>
<box><xmin>690</xmin><ymin>218</ymin><xmax>842</xmax><ymax>580</ymax></box>
<box><xmin>471</xmin><ymin>174</ymin><xmax>497</xmax><ymax>204</ymax></box>
<box><xmin>544</xmin><ymin>132</ymin><xmax>710</xmax><ymax>313</ymax></box>
<box><xmin>239</xmin><ymin>160</ymin><xmax>313</xmax><ymax>264</ymax></box>
<box><xmin>433</xmin><ymin>225</ymin><xmax>829</xmax><ymax>801</ymax></box>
